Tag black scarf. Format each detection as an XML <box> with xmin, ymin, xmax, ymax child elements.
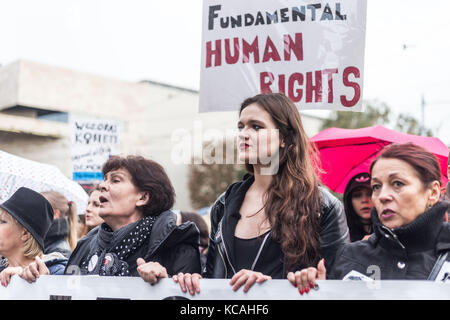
<box><xmin>79</xmin><ymin>216</ymin><xmax>157</xmax><ymax>276</ymax></box>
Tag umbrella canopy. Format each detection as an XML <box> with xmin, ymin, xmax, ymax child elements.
<box><xmin>310</xmin><ymin>125</ymin><xmax>449</xmax><ymax>193</ymax></box>
<box><xmin>0</xmin><ymin>150</ymin><xmax>88</xmax><ymax>215</ymax></box>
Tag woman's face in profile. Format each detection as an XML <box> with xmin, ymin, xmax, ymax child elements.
<box><xmin>370</xmin><ymin>158</ymin><xmax>433</xmax><ymax>229</ymax></box>
<box><xmin>237</xmin><ymin>103</ymin><xmax>281</xmax><ymax>165</ymax></box>
<box><xmin>0</xmin><ymin>210</ymin><xmax>24</xmax><ymax>257</ymax></box>
<box><xmin>85</xmin><ymin>190</ymin><xmax>104</xmax><ymax>228</ymax></box>
<box><xmin>98</xmin><ymin>168</ymin><xmax>144</xmax><ymax>221</ymax></box>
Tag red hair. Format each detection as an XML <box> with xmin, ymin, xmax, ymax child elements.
<box><xmin>370</xmin><ymin>143</ymin><xmax>441</xmax><ymax>188</ymax></box>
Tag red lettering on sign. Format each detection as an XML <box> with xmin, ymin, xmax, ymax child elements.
<box><xmin>206</xmin><ymin>39</ymin><xmax>222</xmax><ymax>68</ymax></box>
<box><xmin>340</xmin><ymin>66</ymin><xmax>360</xmax><ymax>107</ymax></box>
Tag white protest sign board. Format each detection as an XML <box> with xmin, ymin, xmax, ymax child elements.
<box><xmin>199</xmin><ymin>0</ymin><xmax>367</xmax><ymax>112</ymax></box>
<box><xmin>70</xmin><ymin>116</ymin><xmax>120</xmax><ymax>181</ymax></box>
<box><xmin>1</xmin><ymin>276</ymin><xmax>449</xmax><ymax>300</ymax></box>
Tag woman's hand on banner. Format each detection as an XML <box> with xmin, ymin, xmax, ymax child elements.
<box><xmin>229</xmin><ymin>269</ymin><xmax>272</xmax><ymax>293</ymax></box>
<box><xmin>19</xmin><ymin>256</ymin><xmax>50</xmax><ymax>283</ymax></box>
<box><xmin>0</xmin><ymin>266</ymin><xmax>23</xmax><ymax>287</ymax></box>
<box><xmin>136</xmin><ymin>258</ymin><xmax>168</xmax><ymax>284</ymax></box>
<box><xmin>287</xmin><ymin>258</ymin><xmax>326</xmax><ymax>295</ymax></box>
<box><xmin>172</xmin><ymin>272</ymin><xmax>202</xmax><ymax>296</ymax></box>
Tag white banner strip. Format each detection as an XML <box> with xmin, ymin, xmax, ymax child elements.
<box><xmin>1</xmin><ymin>276</ymin><xmax>449</xmax><ymax>300</ymax></box>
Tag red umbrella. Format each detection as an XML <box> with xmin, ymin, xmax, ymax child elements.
<box><xmin>310</xmin><ymin>125</ymin><xmax>449</xmax><ymax>193</ymax></box>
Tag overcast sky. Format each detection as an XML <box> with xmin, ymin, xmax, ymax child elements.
<box><xmin>0</xmin><ymin>0</ymin><xmax>449</xmax><ymax>145</ymax></box>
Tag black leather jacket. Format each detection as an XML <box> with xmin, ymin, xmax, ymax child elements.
<box><xmin>66</xmin><ymin>210</ymin><xmax>201</xmax><ymax>277</ymax></box>
<box><xmin>205</xmin><ymin>175</ymin><xmax>349</xmax><ymax>279</ymax></box>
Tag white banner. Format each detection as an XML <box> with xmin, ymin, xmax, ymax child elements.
<box><xmin>199</xmin><ymin>0</ymin><xmax>367</xmax><ymax>112</ymax></box>
<box><xmin>70</xmin><ymin>117</ymin><xmax>120</xmax><ymax>182</ymax></box>
<box><xmin>1</xmin><ymin>276</ymin><xmax>449</xmax><ymax>300</ymax></box>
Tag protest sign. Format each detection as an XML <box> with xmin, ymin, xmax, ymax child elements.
<box><xmin>199</xmin><ymin>0</ymin><xmax>367</xmax><ymax>112</ymax></box>
<box><xmin>70</xmin><ymin>116</ymin><xmax>120</xmax><ymax>181</ymax></box>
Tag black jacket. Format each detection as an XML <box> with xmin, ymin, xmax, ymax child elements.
<box><xmin>205</xmin><ymin>175</ymin><xmax>349</xmax><ymax>279</ymax></box>
<box><xmin>66</xmin><ymin>210</ymin><xmax>201</xmax><ymax>277</ymax></box>
<box><xmin>329</xmin><ymin>201</ymin><xmax>450</xmax><ymax>280</ymax></box>
<box><xmin>44</xmin><ymin>218</ymin><xmax>72</xmax><ymax>259</ymax></box>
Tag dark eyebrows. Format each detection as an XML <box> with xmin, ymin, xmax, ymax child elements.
<box><xmin>105</xmin><ymin>170</ymin><xmax>126</xmax><ymax>180</ymax></box>
<box><xmin>371</xmin><ymin>172</ymin><xmax>403</xmax><ymax>183</ymax></box>
<box><xmin>238</xmin><ymin>119</ymin><xmax>266</xmax><ymax>127</ymax></box>
<box><xmin>250</xmin><ymin>119</ymin><xmax>265</xmax><ymax>126</ymax></box>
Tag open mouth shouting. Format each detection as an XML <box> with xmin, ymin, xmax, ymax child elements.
<box><xmin>99</xmin><ymin>195</ymin><xmax>109</xmax><ymax>207</ymax></box>
<box><xmin>380</xmin><ymin>209</ymin><xmax>396</xmax><ymax>220</ymax></box>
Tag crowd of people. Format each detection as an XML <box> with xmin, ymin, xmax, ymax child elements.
<box><xmin>0</xmin><ymin>92</ymin><xmax>448</xmax><ymax>297</ymax></box>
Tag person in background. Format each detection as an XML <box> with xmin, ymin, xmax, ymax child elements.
<box><xmin>83</xmin><ymin>185</ymin><xmax>104</xmax><ymax>234</ymax></box>
<box><xmin>177</xmin><ymin>211</ymin><xmax>209</xmax><ymax>271</ymax></box>
<box><xmin>41</xmin><ymin>191</ymin><xmax>79</xmax><ymax>259</ymax></box>
<box><xmin>447</xmin><ymin>149</ymin><xmax>450</xmax><ymax>198</ymax></box>
<box><xmin>0</xmin><ymin>187</ymin><xmax>67</xmax><ymax>286</ymax></box>
<box><xmin>76</xmin><ymin>214</ymin><xmax>88</xmax><ymax>240</ymax></box>
<box><xmin>299</xmin><ymin>143</ymin><xmax>449</xmax><ymax>286</ymax></box>
<box><xmin>76</xmin><ymin>185</ymin><xmax>103</xmax><ymax>240</ymax></box>
<box><xmin>173</xmin><ymin>93</ymin><xmax>349</xmax><ymax>296</ymax></box>
<box><xmin>443</xmin><ymin>150</ymin><xmax>449</xmax><ymax>222</ymax></box>
<box><xmin>343</xmin><ymin>172</ymin><xmax>374</xmax><ymax>242</ymax></box>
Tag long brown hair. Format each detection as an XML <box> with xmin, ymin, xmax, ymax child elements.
<box><xmin>240</xmin><ymin>93</ymin><xmax>322</xmax><ymax>271</ymax></box>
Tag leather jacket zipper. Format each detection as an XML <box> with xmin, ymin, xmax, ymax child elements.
<box><xmin>217</xmin><ymin>239</ymin><xmax>228</xmax><ymax>279</ymax></box>
<box><xmin>250</xmin><ymin>232</ymin><xmax>270</xmax><ymax>271</ymax></box>
<box><xmin>381</xmin><ymin>226</ymin><xmax>406</xmax><ymax>250</ymax></box>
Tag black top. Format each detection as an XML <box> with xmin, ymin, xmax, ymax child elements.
<box><xmin>233</xmin><ymin>230</ymin><xmax>270</xmax><ymax>271</ymax></box>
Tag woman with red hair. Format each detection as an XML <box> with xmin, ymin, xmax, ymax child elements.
<box><xmin>315</xmin><ymin>143</ymin><xmax>449</xmax><ymax>282</ymax></box>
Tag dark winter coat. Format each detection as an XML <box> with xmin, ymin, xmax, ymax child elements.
<box><xmin>329</xmin><ymin>201</ymin><xmax>450</xmax><ymax>280</ymax></box>
<box><xmin>44</xmin><ymin>218</ymin><xmax>72</xmax><ymax>259</ymax></box>
<box><xmin>65</xmin><ymin>210</ymin><xmax>201</xmax><ymax>277</ymax></box>
<box><xmin>205</xmin><ymin>175</ymin><xmax>350</xmax><ymax>279</ymax></box>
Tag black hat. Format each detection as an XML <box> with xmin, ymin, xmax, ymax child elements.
<box><xmin>344</xmin><ymin>172</ymin><xmax>371</xmax><ymax>197</ymax></box>
<box><xmin>0</xmin><ymin>187</ymin><xmax>54</xmax><ymax>250</ymax></box>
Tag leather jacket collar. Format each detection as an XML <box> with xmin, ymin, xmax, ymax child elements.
<box><xmin>371</xmin><ymin>201</ymin><xmax>449</xmax><ymax>254</ymax></box>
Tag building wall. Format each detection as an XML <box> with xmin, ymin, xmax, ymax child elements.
<box><xmin>0</xmin><ymin>60</ymin><xmax>325</xmax><ymax>211</ymax></box>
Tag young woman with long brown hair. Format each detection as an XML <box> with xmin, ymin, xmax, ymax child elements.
<box><xmin>172</xmin><ymin>93</ymin><xmax>349</xmax><ymax>295</ymax></box>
